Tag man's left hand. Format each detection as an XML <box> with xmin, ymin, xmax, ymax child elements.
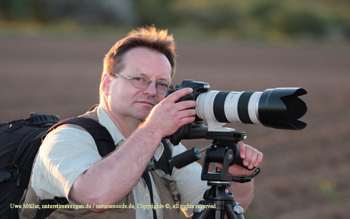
<box><xmin>216</xmin><ymin>141</ymin><xmax>263</xmax><ymax>177</ymax></box>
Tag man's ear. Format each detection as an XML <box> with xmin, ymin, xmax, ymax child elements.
<box><xmin>101</xmin><ymin>72</ymin><xmax>112</xmax><ymax>95</ymax></box>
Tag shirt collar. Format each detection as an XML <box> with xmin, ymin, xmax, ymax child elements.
<box><xmin>97</xmin><ymin>105</ymin><xmax>164</xmax><ymax>161</ymax></box>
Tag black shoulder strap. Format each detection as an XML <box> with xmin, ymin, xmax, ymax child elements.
<box><xmin>148</xmin><ymin>139</ymin><xmax>173</xmax><ymax>175</ymax></box>
<box><xmin>35</xmin><ymin>197</ymin><xmax>69</xmax><ymax>219</ymax></box>
<box><xmin>142</xmin><ymin>171</ymin><xmax>157</xmax><ymax>219</ymax></box>
<box><xmin>48</xmin><ymin>117</ymin><xmax>115</xmax><ymax>157</ymax></box>
<box><xmin>140</xmin><ymin>139</ymin><xmax>172</xmax><ymax>219</ymax></box>
<box><xmin>35</xmin><ymin>117</ymin><xmax>115</xmax><ymax>219</ymax></box>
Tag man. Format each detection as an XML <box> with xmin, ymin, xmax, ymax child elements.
<box><xmin>23</xmin><ymin>26</ymin><xmax>263</xmax><ymax>218</ymax></box>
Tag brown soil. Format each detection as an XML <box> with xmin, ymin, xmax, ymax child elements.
<box><xmin>1</xmin><ymin>36</ymin><xmax>349</xmax><ymax>219</ymax></box>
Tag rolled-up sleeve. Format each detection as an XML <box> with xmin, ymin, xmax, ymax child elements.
<box><xmin>31</xmin><ymin>125</ymin><xmax>102</xmax><ymax>200</ymax></box>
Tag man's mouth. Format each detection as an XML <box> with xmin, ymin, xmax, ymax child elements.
<box><xmin>137</xmin><ymin>101</ymin><xmax>155</xmax><ymax>107</ymax></box>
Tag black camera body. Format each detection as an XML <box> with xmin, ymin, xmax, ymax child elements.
<box><xmin>166</xmin><ymin>80</ymin><xmax>211</xmax><ymax>144</ymax></box>
<box><xmin>166</xmin><ymin>79</ymin><xmax>210</xmax><ymax>103</ymax></box>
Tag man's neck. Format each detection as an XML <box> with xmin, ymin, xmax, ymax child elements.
<box><xmin>100</xmin><ymin>106</ymin><xmax>140</xmax><ymax>138</ymax></box>
<box><xmin>113</xmin><ymin>117</ymin><xmax>141</xmax><ymax>138</ymax></box>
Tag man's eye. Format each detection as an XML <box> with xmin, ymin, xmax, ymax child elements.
<box><xmin>157</xmin><ymin>82</ymin><xmax>169</xmax><ymax>88</ymax></box>
<box><xmin>134</xmin><ymin>77</ymin><xmax>147</xmax><ymax>83</ymax></box>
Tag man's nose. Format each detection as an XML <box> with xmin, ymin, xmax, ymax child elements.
<box><xmin>142</xmin><ymin>81</ymin><xmax>157</xmax><ymax>95</ymax></box>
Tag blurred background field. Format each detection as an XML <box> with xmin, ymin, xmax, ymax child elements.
<box><xmin>1</xmin><ymin>1</ymin><xmax>350</xmax><ymax>219</ymax></box>
<box><xmin>1</xmin><ymin>0</ymin><xmax>349</xmax><ymax>43</ymax></box>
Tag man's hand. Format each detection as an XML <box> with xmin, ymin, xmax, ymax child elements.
<box><xmin>217</xmin><ymin>141</ymin><xmax>263</xmax><ymax>177</ymax></box>
<box><xmin>140</xmin><ymin>88</ymin><xmax>197</xmax><ymax>138</ymax></box>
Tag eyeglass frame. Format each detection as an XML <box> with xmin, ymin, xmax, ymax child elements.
<box><xmin>110</xmin><ymin>73</ymin><xmax>173</xmax><ymax>94</ymax></box>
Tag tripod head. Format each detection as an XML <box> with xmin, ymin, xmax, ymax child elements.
<box><xmin>193</xmin><ymin>130</ymin><xmax>247</xmax><ymax>219</ymax></box>
<box><xmin>167</xmin><ymin>127</ymin><xmax>249</xmax><ymax>219</ymax></box>
<box><xmin>201</xmin><ymin>131</ymin><xmax>246</xmax><ymax>183</ymax></box>
<box><xmin>168</xmin><ymin>125</ymin><xmax>250</xmax><ymax>174</ymax></box>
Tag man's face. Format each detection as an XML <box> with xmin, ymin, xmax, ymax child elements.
<box><xmin>107</xmin><ymin>47</ymin><xmax>172</xmax><ymax>123</ymax></box>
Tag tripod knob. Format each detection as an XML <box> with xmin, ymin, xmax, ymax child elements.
<box><xmin>225</xmin><ymin>201</ymin><xmax>245</xmax><ymax>219</ymax></box>
<box><xmin>233</xmin><ymin>205</ymin><xmax>244</xmax><ymax>214</ymax></box>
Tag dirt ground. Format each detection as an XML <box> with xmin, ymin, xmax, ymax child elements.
<box><xmin>1</xmin><ymin>36</ymin><xmax>349</xmax><ymax>219</ymax></box>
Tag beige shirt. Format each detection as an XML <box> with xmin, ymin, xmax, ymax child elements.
<box><xmin>31</xmin><ymin>106</ymin><xmax>208</xmax><ymax>218</ymax></box>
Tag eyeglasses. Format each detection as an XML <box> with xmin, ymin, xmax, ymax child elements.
<box><xmin>111</xmin><ymin>73</ymin><xmax>172</xmax><ymax>94</ymax></box>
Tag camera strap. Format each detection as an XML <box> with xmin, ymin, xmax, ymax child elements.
<box><xmin>231</xmin><ymin>167</ymin><xmax>261</xmax><ymax>183</ymax></box>
<box><xmin>142</xmin><ymin>170</ymin><xmax>158</xmax><ymax>219</ymax></box>
<box><xmin>146</xmin><ymin>139</ymin><xmax>173</xmax><ymax>175</ymax></box>
<box><xmin>142</xmin><ymin>139</ymin><xmax>173</xmax><ymax>219</ymax></box>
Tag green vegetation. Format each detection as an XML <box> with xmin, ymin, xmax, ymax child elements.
<box><xmin>319</xmin><ymin>180</ymin><xmax>341</xmax><ymax>203</ymax></box>
<box><xmin>0</xmin><ymin>0</ymin><xmax>349</xmax><ymax>43</ymax></box>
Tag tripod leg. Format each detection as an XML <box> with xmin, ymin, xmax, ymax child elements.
<box><xmin>214</xmin><ymin>200</ymin><xmax>226</xmax><ymax>219</ymax></box>
<box><xmin>192</xmin><ymin>208</ymin><xmax>214</xmax><ymax>219</ymax></box>
<box><xmin>193</xmin><ymin>200</ymin><xmax>214</xmax><ymax>219</ymax></box>
<box><xmin>224</xmin><ymin>201</ymin><xmax>245</xmax><ymax>219</ymax></box>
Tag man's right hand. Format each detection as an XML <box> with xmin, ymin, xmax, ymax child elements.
<box><xmin>140</xmin><ymin>88</ymin><xmax>197</xmax><ymax>139</ymax></box>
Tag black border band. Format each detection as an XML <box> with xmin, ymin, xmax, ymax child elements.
<box><xmin>213</xmin><ymin>92</ymin><xmax>230</xmax><ymax>123</ymax></box>
<box><xmin>238</xmin><ymin>92</ymin><xmax>254</xmax><ymax>124</ymax></box>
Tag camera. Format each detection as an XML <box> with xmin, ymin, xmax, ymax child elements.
<box><xmin>166</xmin><ymin>80</ymin><xmax>307</xmax><ymax>145</ymax></box>
<box><xmin>166</xmin><ymin>80</ymin><xmax>308</xmax><ymax>216</ymax></box>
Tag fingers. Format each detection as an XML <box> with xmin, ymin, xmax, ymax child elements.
<box><xmin>238</xmin><ymin>141</ymin><xmax>263</xmax><ymax>169</ymax></box>
<box><xmin>171</xmin><ymin>106</ymin><xmax>196</xmax><ymax>129</ymax></box>
<box><xmin>143</xmin><ymin>88</ymin><xmax>197</xmax><ymax>138</ymax></box>
<box><xmin>215</xmin><ymin>142</ymin><xmax>263</xmax><ymax>177</ymax></box>
<box><xmin>161</xmin><ymin>87</ymin><xmax>197</xmax><ymax>125</ymax></box>
<box><xmin>163</xmin><ymin>88</ymin><xmax>194</xmax><ymax>104</ymax></box>
<box><xmin>174</xmin><ymin>99</ymin><xmax>197</xmax><ymax>112</ymax></box>
<box><xmin>177</xmin><ymin>108</ymin><xmax>197</xmax><ymax>119</ymax></box>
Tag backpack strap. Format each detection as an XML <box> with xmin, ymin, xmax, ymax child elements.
<box><xmin>147</xmin><ymin>139</ymin><xmax>173</xmax><ymax>175</ymax></box>
<box><xmin>34</xmin><ymin>197</ymin><xmax>69</xmax><ymax>219</ymax></box>
<box><xmin>47</xmin><ymin>117</ymin><xmax>116</xmax><ymax>157</ymax></box>
<box><xmin>141</xmin><ymin>139</ymin><xmax>172</xmax><ymax>219</ymax></box>
<box><xmin>142</xmin><ymin>171</ymin><xmax>158</xmax><ymax>219</ymax></box>
<box><xmin>35</xmin><ymin>117</ymin><xmax>116</xmax><ymax>219</ymax></box>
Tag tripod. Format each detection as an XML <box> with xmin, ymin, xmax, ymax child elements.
<box><xmin>192</xmin><ymin>131</ymin><xmax>246</xmax><ymax>219</ymax></box>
